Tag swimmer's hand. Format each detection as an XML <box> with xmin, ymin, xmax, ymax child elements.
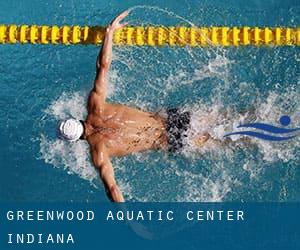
<box><xmin>107</xmin><ymin>10</ymin><xmax>129</xmax><ymax>33</ymax></box>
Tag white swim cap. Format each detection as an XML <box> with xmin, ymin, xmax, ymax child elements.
<box><xmin>58</xmin><ymin>118</ymin><xmax>84</xmax><ymax>142</ymax></box>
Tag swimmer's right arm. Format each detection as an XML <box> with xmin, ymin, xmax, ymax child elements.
<box><xmin>92</xmin><ymin>143</ymin><xmax>125</xmax><ymax>202</ymax></box>
<box><xmin>93</xmin><ymin>11</ymin><xmax>129</xmax><ymax>100</ymax></box>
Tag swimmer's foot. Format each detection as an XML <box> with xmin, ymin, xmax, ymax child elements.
<box><xmin>193</xmin><ymin>133</ymin><xmax>210</xmax><ymax>147</ymax></box>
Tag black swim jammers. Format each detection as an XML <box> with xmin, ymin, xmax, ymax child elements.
<box><xmin>166</xmin><ymin>108</ymin><xmax>191</xmax><ymax>153</ymax></box>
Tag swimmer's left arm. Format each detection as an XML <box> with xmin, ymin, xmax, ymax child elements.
<box><xmin>93</xmin><ymin>11</ymin><xmax>129</xmax><ymax>100</ymax></box>
<box><xmin>92</xmin><ymin>143</ymin><xmax>125</xmax><ymax>202</ymax></box>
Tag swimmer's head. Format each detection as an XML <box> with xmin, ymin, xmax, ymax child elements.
<box><xmin>57</xmin><ymin>118</ymin><xmax>84</xmax><ymax>142</ymax></box>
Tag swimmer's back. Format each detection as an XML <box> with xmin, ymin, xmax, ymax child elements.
<box><xmin>86</xmin><ymin>102</ymin><xmax>167</xmax><ymax>156</ymax></box>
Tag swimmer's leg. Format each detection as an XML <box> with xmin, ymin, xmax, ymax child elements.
<box><xmin>189</xmin><ymin>107</ymin><xmax>259</xmax><ymax>148</ymax></box>
<box><xmin>190</xmin><ymin>114</ymin><xmax>216</xmax><ymax>147</ymax></box>
<box><xmin>192</xmin><ymin>132</ymin><xmax>211</xmax><ymax>147</ymax></box>
<box><xmin>192</xmin><ymin>133</ymin><xmax>254</xmax><ymax>148</ymax></box>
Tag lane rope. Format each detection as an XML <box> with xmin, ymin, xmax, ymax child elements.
<box><xmin>0</xmin><ymin>25</ymin><xmax>299</xmax><ymax>46</ymax></box>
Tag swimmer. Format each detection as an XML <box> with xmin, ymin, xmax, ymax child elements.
<box><xmin>58</xmin><ymin>11</ymin><xmax>210</xmax><ymax>202</ymax></box>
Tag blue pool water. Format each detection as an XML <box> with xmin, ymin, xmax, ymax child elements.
<box><xmin>0</xmin><ymin>0</ymin><xmax>299</xmax><ymax>202</ymax></box>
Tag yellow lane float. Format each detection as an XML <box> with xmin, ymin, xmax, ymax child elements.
<box><xmin>0</xmin><ymin>25</ymin><xmax>299</xmax><ymax>46</ymax></box>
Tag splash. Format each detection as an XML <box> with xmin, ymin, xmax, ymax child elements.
<box><xmin>39</xmin><ymin>89</ymin><xmax>300</xmax><ymax>202</ymax></box>
<box><xmin>184</xmin><ymin>90</ymin><xmax>300</xmax><ymax>161</ymax></box>
<box><xmin>39</xmin><ymin>92</ymin><xmax>98</xmax><ymax>186</ymax></box>
<box><xmin>39</xmin><ymin>134</ymin><xmax>98</xmax><ymax>184</ymax></box>
<box><xmin>45</xmin><ymin>92</ymin><xmax>87</xmax><ymax>120</ymax></box>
